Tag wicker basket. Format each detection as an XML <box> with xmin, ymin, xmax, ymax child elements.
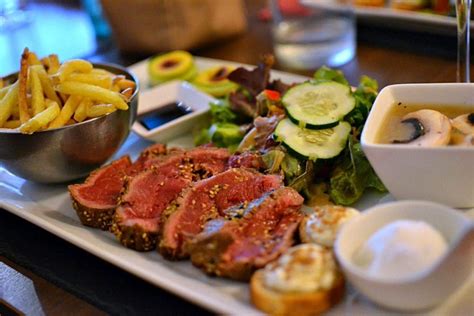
<box><xmin>101</xmin><ymin>0</ymin><xmax>247</xmax><ymax>53</ymax></box>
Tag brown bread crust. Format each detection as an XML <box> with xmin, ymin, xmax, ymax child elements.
<box><xmin>250</xmin><ymin>270</ymin><xmax>345</xmax><ymax>316</ymax></box>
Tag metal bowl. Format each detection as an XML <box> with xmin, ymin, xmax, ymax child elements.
<box><xmin>0</xmin><ymin>63</ymin><xmax>139</xmax><ymax>183</ymax></box>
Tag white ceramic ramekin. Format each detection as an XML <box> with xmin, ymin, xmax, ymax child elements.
<box><xmin>361</xmin><ymin>83</ymin><xmax>474</xmax><ymax>208</ymax></box>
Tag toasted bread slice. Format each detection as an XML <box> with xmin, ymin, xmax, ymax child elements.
<box><xmin>250</xmin><ymin>270</ymin><xmax>345</xmax><ymax>316</ymax></box>
<box><xmin>354</xmin><ymin>0</ymin><xmax>385</xmax><ymax>7</ymax></box>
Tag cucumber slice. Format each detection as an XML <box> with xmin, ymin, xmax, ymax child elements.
<box><xmin>283</xmin><ymin>82</ymin><xmax>355</xmax><ymax>129</ymax></box>
<box><xmin>274</xmin><ymin>118</ymin><xmax>351</xmax><ymax>160</ymax></box>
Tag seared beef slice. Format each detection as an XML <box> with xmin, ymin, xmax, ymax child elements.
<box><xmin>189</xmin><ymin>187</ymin><xmax>304</xmax><ymax>281</ymax></box>
<box><xmin>159</xmin><ymin>168</ymin><xmax>282</xmax><ymax>259</ymax></box>
<box><xmin>112</xmin><ymin>161</ymin><xmax>192</xmax><ymax>251</ymax></box>
<box><xmin>69</xmin><ymin>156</ymin><xmax>132</xmax><ymax>230</ymax></box>
<box><xmin>113</xmin><ymin>146</ymin><xmax>230</xmax><ymax>251</ymax></box>
<box><xmin>68</xmin><ymin>144</ymin><xmax>168</xmax><ymax>230</ymax></box>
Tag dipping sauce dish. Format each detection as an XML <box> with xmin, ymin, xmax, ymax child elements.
<box><xmin>335</xmin><ymin>200</ymin><xmax>474</xmax><ymax>311</ymax></box>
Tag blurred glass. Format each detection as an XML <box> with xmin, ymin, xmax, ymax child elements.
<box><xmin>81</xmin><ymin>0</ymin><xmax>111</xmax><ymax>39</ymax></box>
<box><xmin>0</xmin><ymin>0</ymin><xmax>28</xmax><ymax>31</ymax></box>
<box><xmin>270</xmin><ymin>0</ymin><xmax>355</xmax><ymax>70</ymax></box>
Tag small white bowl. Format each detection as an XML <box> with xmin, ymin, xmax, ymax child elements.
<box><xmin>335</xmin><ymin>200</ymin><xmax>474</xmax><ymax>312</ymax></box>
<box><xmin>132</xmin><ymin>80</ymin><xmax>215</xmax><ymax>143</ymax></box>
<box><xmin>361</xmin><ymin>83</ymin><xmax>474</xmax><ymax>208</ymax></box>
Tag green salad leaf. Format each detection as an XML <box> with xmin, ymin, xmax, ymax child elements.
<box><xmin>329</xmin><ymin>138</ymin><xmax>386</xmax><ymax>205</ymax></box>
<box><xmin>209</xmin><ymin>99</ymin><xmax>236</xmax><ymax>124</ymax></box>
<box><xmin>344</xmin><ymin>75</ymin><xmax>378</xmax><ymax>132</ymax></box>
<box><xmin>208</xmin><ymin>122</ymin><xmax>244</xmax><ymax>148</ymax></box>
<box><xmin>262</xmin><ymin>149</ymin><xmax>286</xmax><ymax>174</ymax></box>
<box><xmin>194</xmin><ymin>98</ymin><xmax>244</xmax><ymax>150</ymax></box>
<box><xmin>313</xmin><ymin>66</ymin><xmax>349</xmax><ymax>86</ymax></box>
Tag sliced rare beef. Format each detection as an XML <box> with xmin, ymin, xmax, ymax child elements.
<box><xmin>69</xmin><ymin>144</ymin><xmax>168</xmax><ymax>230</ymax></box>
<box><xmin>159</xmin><ymin>168</ymin><xmax>283</xmax><ymax>260</ymax></box>
<box><xmin>112</xmin><ymin>160</ymin><xmax>193</xmax><ymax>251</ymax></box>
<box><xmin>69</xmin><ymin>144</ymin><xmax>229</xmax><ymax>233</ymax></box>
<box><xmin>69</xmin><ymin>156</ymin><xmax>132</xmax><ymax>230</ymax></box>
<box><xmin>112</xmin><ymin>146</ymin><xmax>230</xmax><ymax>251</ymax></box>
<box><xmin>188</xmin><ymin>187</ymin><xmax>304</xmax><ymax>281</ymax></box>
<box><xmin>142</xmin><ymin>146</ymin><xmax>230</xmax><ymax>179</ymax></box>
<box><xmin>127</xmin><ymin>143</ymin><xmax>169</xmax><ymax>176</ymax></box>
<box><xmin>185</xmin><ymin>147</ymin><xmax>230</xmax><ymax>178</ymax></box>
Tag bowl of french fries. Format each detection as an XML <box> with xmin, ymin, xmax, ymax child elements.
<box><xmin>0</xmin><ymin>48</ymin><xmax>138</xmax><ymax>183</ymax></box>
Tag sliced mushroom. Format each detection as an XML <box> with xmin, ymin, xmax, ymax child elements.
<box><xmin>393</xmin><ymin>109</ymin><xmax>451</xmax><ymax>146</ymax></box>
<box><xmin>450</xmin><ymin>113</ymin><xmax>474</xmax><ymax>146</ymax></box>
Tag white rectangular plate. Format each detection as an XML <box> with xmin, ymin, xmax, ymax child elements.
<box><xmin>1</xmin><ymin>57</ymin><xmax>473</xmax><ymax>315</ymax></box>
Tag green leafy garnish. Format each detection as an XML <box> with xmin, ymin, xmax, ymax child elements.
<box><xmin>194</xmin><ymin>98</ymin><xmax>244</xmax><ymax>150</ymax></box>
<box><xmin>344</xmin><ymin>75</ymin><xmax>378</xmax><ymax>132</ymax></box>
<box><xmin>329</xmin><ymin>139</ymin><xmax>386</xmax><ymax>205</ymax></box>
<box><xmin>313</xmin><ymin>66</ymin><xmax>349</xmax><ymax>86</ymax></box>
<box><xmin>208</xmin><ymin>122</ymin><xmax>244</xmax><ymax>148</ymax></box>
<box><xmin>209</xmin><ymin>99</ymin><xmax>236</xmax><ymax>123</ymax></box>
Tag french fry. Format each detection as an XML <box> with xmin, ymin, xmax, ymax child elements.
<box><xmin>30</xmin><ymin>65</ymin><xmax>62</xmax><ymax>107</ymax></box>
<box><xmin>45</xmin><ymin>99</ymin><xmax>57</xmax><ymax>108</ymax></box>
<box><xmin>73</xmin><ymin>97</ymin><xmax>92</xmax><ymax>122</ymax></box>
<box><xmin>117</xmin><ymin>79</ymin><xmax>136</xmax><ymax>91</ymax></box>
<box><xmin>11</xmin><ymin>100</ymin><xmax>19</xmax><ymax>118</ymax></box>
<box><xmin>91</xmin><ymin>68</ymin><xmax>113</xmax><ymax>76</ymax></box>
<box><xmin>0</xmin><ymin>81</ymin><xmax>19</xmax><ymax>127</ymax></box>
<box><xmin>2</xmin><ymin>49</ymin><xmax>133</xmax><ymax>132</ymax></box>
<box><xmin>19</xmin><ymin>102</ymin><xmax>60</xmax><ymax>134</ymax></box>
<box><xmin>121</xmin><ymin>87</ymin><xmax>134</xmax><ymax>101</ymax></box>
<box><xmin>60</xmin><ymin>93</ymin><xmax>69</xmax><ymax>104</ymax></box>
<box><xmin>40</xmin><ymin>56</ymin><xmax>50</xmax><ymax>69</ymax></box>
<box><xmin>58</xmin><ymin>59</ymin><xmax>93</xmax><ymax>82</ymax></box>
<box><xmin>48</xmin><ymin>54</ymin><xmax>60</xmax><ymax>75</ymax></box>
<box><xmin>56</xmin><ymin>81</ymin><xmax>129</xmax><ymax>110</ymax></box>
<box><xmin>87</xmin><ymin>103</ymin><xmax>116</xmax><ymax>118</ymax></box>
<box><xmin>112</xmin><ymin>75</ymin><xmax>125</xmax><ymax>84</ymax></box>
<box><xmin>3</xmin><ymin>120</ymin><xmax>21</xmax><ymax>129</ymax></box>
<box><xmin>27</xmin><ymin>52</ymin><xmax>41</xmax><ymax>66</ymax></box>
<box><xmin>30</xmin><ymin>68</ymin><xmax>45</xmax><ymax>115</ymax></box>
<box><xmin>49</xmin><ymin>95</ymin><xmax>82</xmax><ymax>129</ymax></box>
<box><xmin>66</xmin><ymin>72</ymin><xmax>113</xmax><ymax>89</ymax></box>
<box><xmin>111</xmin><ymin>84</ymin><xmax>120</xmax><ymax>92</ymax></box>
<box><xmin>18</xmin><ymin>48</ymin><xmax>31</xmax><ymax>123</ymax></box>
<box><xmin>0</xmin><ymin>84</ymin><xmax>10</xmax><ymax>99</ymax></box>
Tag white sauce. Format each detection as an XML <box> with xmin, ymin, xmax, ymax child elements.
<box><xmin>353</xmin><ymin>219</ymin><xmax>448</xmax><ymax>280</ymax></box>
<box><xmin>262</xmin><ymin>244</ymin><xmax>338</xmax><ymax>293</ymax></box>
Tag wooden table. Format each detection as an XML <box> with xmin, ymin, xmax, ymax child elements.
<box><xmin>0</xmin><ymin>0</ymin><xmax>471</xmax><ymax>315</ymax></box>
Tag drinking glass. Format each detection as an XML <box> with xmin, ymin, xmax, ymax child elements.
<box><xmin>270</xmin><ymin>0</ymin><xmax>356</xmax><ymax>70</ymax></box>
<box><xmin>455</xmin><ymin>0</ymin><xmax>472</xmax><ymax>82</ymax></box>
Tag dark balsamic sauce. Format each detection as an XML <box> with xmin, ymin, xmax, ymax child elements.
<box><xmin>139</xmin><ymin>101</ymin><xmax>192</xmax><ymax>130</ymax></box>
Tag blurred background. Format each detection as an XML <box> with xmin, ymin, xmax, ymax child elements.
<box><xmin>0</xmin><ymin>0</ymin><xmax>467</xmax><ymax>79</ymax></box>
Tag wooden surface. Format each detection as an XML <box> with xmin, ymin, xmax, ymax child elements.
<box><xmin>0</xmin><ymin>0</ymin><xmax>470</xmax><ymax>315</ymax></box>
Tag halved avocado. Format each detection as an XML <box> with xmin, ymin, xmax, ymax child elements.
<box><xmin>192</xmin><ymin>66</ymin><xmax>239</xmax><ymax>97</ymax></box>
<box><xmin>148</xmin><ymin>50</ymin><xmax>196</xmax><ymax>85</ymax></box>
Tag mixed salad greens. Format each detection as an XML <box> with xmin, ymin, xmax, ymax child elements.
<box><xmin>195</xmin><ymin>57</ymin><xmax>386</xmax><ymax>205</ymax></box>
